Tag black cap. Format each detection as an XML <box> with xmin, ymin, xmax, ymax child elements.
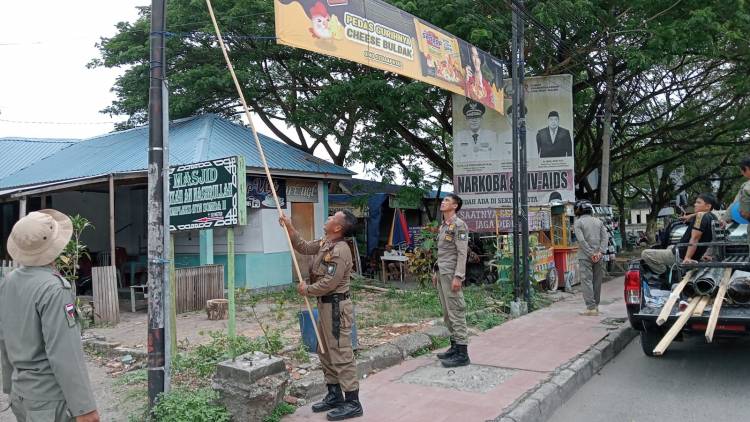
<box><xmin>463</xmin><ymin>101</ymin><xmax>485</xmax><ymax>118</ymax></box>
<box><xmin>548</xmin><ymin>111</ymin><xmax>560</xmax><ymax>118</ymax></box>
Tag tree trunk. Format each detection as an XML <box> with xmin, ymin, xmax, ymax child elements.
<box><xmin>646</xmin><ymin>214</ymin><xmax>658</xmax><ymax>243</ymax></box>
<box><xmin>206</xmin><ymin>299</ymin><xmax>229</xmax><ymax>320</ymax></box>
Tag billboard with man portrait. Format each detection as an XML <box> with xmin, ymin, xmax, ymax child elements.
<box><xmin>453</xmin><ymin>74</ymin><xmax>575</xmax><ymax>232</ymax></box>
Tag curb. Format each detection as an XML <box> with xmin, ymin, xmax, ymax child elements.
<box><xmin>490</xmin><ymin>324</ymin><xmax>637</xmax><ymax>422</ymax></box>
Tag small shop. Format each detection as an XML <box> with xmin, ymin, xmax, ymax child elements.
<box><xmin>0</xmin><ymin>115</ymin><xmax>353</xmax><ymax>296</ymax></box>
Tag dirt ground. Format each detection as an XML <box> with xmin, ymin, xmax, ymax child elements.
<box><xmin>0</xmin><ymin>358</ymin><xmax>129</xmax><ymax>422</ymax></box>
<box><xmin>87</xmin><ymin>279</ymin><xmax>454</xmax><ymax>352</ymax></box>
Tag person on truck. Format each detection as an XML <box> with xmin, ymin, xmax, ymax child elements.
<box><xmin>720</xmin><ymin>157</ymin><xmax>750</xmax><ymax>241</ymax></box>
<box><xmin>641</xmin><ymin>193</ymin><xmax>718</xmax><ymax>276</ymax></box>
<box><xmin>573</xmin><ymin>200</ymin><xmax>608</xmax><ymax>316</ymax></box>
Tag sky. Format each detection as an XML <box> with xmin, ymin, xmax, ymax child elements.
<box><xmin>0</xmin><ymin>1</ymin><xmax>148</xmax><ymax>139</ymax></box>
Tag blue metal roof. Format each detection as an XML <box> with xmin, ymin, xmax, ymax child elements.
<box><xmin>0</xmin><ymin>114</ymin><xmax>353</xmax><ymax>189</ymax></box>
<box><xmin>0</xmin><ymin>138</ymin><xmax>77</xmax><ymax>180</ymax></box>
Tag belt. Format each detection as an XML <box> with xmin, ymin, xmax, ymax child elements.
<box><xmin>321</xmin><ymin>292</ymin><xmax>349</xmax><ymax>344</ymax></box>
<box><xmin>320</xmin><ymin>292</ymin><xmax>350</xmax><ymax>303</ymax></box>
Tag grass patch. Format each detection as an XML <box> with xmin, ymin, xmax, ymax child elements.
<box><xmin>430</xmin><ymin>336</ymin><xmax>451</xmax><ymax>349</ymax></box>
<box><xmin>262</xmin><ymin>403</ymin><xmax>297</xmax><ymax>422</ymax></box>
<box><xmin>153</xmin><ymin>388</ymin><xmax>231</xmax><ymax>422</ymax></box>
<box><xmin>114</xmin><ymin>369</ymin><xmax>147</xmax><ymax>386</ymax></box>
<box><xmin>172</xmin><ymin>332</ymin><xmax>256</xmax><ymax>378</ymax></box>
<box><xmin>467</xmin><ymin>311</ymin><xmax>506</xmax><ymax>331</ymax></box>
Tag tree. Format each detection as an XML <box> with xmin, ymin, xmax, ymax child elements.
<box><xmin>91</xmin><ymin>0</ymin><xmax>750</xmax><ymax>202</ymax></box>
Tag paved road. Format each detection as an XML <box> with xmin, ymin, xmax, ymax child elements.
<box><xmin>549</xmin><ymin>333</ymin><xmax>750</xmax><ymax>422</ymax></box>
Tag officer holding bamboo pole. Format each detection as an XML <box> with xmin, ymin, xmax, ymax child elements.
<box><xmin>280</xmin><ymin>211</ymin><xmax>363</xmax><ymax>421</ymax></box>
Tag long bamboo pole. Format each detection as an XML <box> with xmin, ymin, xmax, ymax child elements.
<box><xmin>705</xmin><ymin>268</ymin><xmax>733</xmax><ymax>343</ymax></box>
<box><xmin>652</xmin><ymin>296</ymin><xmax>700</xmax><ymax>356</ymax></box>
<box><xmin>656</xmin><ymin>270</ymin><xmax>694</xmax><ymax>326</ymax></box>
<box><xmin>204</xmin><ymin>0</ymin><xmax>324</xmax><ymax>353</ymax></box>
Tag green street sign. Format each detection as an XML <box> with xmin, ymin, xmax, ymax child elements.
<box><xmin>169</xmin><ymin>156</ymin><xmax>247</xmax><ymax>231</ymax></box>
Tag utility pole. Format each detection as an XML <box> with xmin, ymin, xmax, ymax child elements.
<box><xmin>511</xmin><ymin>0</ymin><xmax>529</xmax><ymax>306</ymax></box>
<box><xmin>517</xmin><ymin>0</ymin><xmax>530</xmax><ymax>305</ymax></box>
<box><xmin>510</xmin><ymin>0</ymin><xmax>521</xmax><ymax>303</ymax></box>
<box><xmin>600</xmin><ymin>30</ymin><xmax>614</xmax><ymax>205</ymax></box>
<box><xmin>147</xmin><ymin>0</ymin><xmax>167</xmax><ymax>409</ymax></box>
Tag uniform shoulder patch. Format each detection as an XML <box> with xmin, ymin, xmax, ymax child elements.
<box><xmin>326</xmin><ymin>262</ymin><xmax>338</xmax><ymax>276</ymax></box>
<box><xmin>64</xmin><ymin>303</ymin><xmax>77</xmax><ymax>327</ymax></box>
<box><xmin>458</xmin><ymin>231</ymin><xmax>468</xmax><ymax>241</ymax></box>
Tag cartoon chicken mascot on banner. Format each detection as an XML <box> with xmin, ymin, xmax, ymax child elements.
<box><xmin>308</xmin><ymin>1</ymin><xmax>344</xmax><ymax>40</ymax></box>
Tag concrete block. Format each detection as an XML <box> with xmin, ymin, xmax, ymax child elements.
<box><xmin>549</xmin><ymin>369</ymin><xmax>578</xmax><ymax>403</ymax></box>
<box><xmin>592</xmin><ymin>338</ymin><xmax>614</xmax><ymax>364</ymax></box>
<box><xmin>530</xmin><ymin>382</ymin><xmax>562</xmax><ymax>420</ymax></box>
<box><xmin>568</xmin><ymin>357</ymin><xmax>594</xmax><ymax>389</ymax></box>
<box><xmin>113</xmin><ymin>347</ymin><xmax>148</xmax><ymax>359</ymax></box>
<box><xmin>214</xmin><ymin>351</ymin><xmax>286</xmax><ymax>386</ymax></box>
<box><xmin>213</xmin><ymin>351</ymin><xmax>290</xmax><ymax>422</ymax></box>
<box><xmin>582</xmin><ymin>348</ymin><xmax>603</xmax><ymax>373</ymax></box>
<box><xmin>83</xmin><ymin>340</ymin><xmax>121</xmax><ymax>355</ymax></box>
<box><xmin>391</xmin><ymin>333</ymin><xmax>432</xmax><ymax>358</ymax></box>
<box><xmin>357</xmin><ymin>344</ymin><xmax>402</xmax><ymax>373</ymax></box>
<box><xmin>506</xmin><ymin>398</ymin><xmax>541</xmax><ymax>422</ymax></box>
<box><xmin>289</xmin><ymin>370</ymin><xmax>326</xmax><ymax>399</ymax></box>
<box><xmin>423</xmin><ymin>325</ymin><xmax>451</xmax><ymax>340</ymax></box>
<box><xmin>607</xmin><ymin>326</ymin><xmax>637</xmax><ymax>353</ymax></box>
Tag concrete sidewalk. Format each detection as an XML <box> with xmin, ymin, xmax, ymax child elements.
<box><xmin>285</xmin><ymin>277</ymin><xmax>628</xmax><ymax>422</ymax></box>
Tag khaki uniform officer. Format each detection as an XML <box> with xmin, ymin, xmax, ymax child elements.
<box><xmin>280</xmin><ymin>210</ymin><xmax>362</xmax><ymax>421</ymax></box>
<box><xmin>1</xmin><ymin>210</ymin><xmax>99</xmax><ymax>422</ymax></box>
<box><xmin>432</xmin><ymin>194</ymin><xmax>471</xmax><ymax>368</ymax></box>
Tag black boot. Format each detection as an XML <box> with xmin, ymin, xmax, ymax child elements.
<box><xmin>326</xmin><ymin>389</ymin><xmax>363</xmax><ymax>421</ymax></box>
<box><xmin>312</xmin><ymin>384</ymin><xmax>344</xmax><ymax>413</ymax></box>
<box><xmin>440</xmin><ymin>344</ymin><xmax>470</xmax><ymax>368</ymax></box>
<box><xmin>436</xmin><ymin>340</ymin><xmax>457</xmax><ymax>360</ymax></box>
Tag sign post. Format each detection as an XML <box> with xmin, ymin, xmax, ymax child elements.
<box><xmin>169</xmin><ymin>155</ymin><xmax>247</xmax><ymax>340</ymax></box>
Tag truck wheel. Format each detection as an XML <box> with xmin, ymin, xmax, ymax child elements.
<box><xmin>640</xmin><ymin>324</ymin><xmax>662</xmax><ymax>357</ymax></box>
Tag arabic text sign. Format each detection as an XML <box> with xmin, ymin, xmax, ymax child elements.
<box><xmin>169</xmin><ymin>156</ymin><xmax>247</xmax><ymax>231</ymax></box>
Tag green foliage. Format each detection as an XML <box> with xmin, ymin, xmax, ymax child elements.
<box><xmin>55</xmin><ymin>215</ymin><xmax>94</xmax><ymax>294</ymax></box>
<box><xmin>467</xmin><ymin>311</ymin><xmax>505</xmax><ymax>331</ymax></box>
<box><xmin>152</xmin><ymin>388</ymin><xmax>230</xmax><ymax>422</ymax></box>
<box><xmin>172</xmin><ymin>331</ymin><xmax>259</xmax><ymax>378</ymax></box>
<box><xmin>262</xmin><ymin>403</ymin><xmax>297</xmax><ymax>422</ymax></box>
<box><xmin>292</xmin><ymin>343</ymin><xmax>311</xmax><ymax>364</ymax></box>
<box><xmin>430</xmin><ymin>336</ymin><xmax>451</xmax><ymax>350</ymax></box>
<box><xmin>407</xmin><ymin>222</ymin><xmax>439</xmax><ymax>287</ymax></box>
<box><xmin>114</xmin><ymin>369</ymin><xmax>148</xmax><ymax>387</ymax></box>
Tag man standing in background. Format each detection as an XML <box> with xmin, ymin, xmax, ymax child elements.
<box><xmin>573</xmin><ymin>200</ymin><xmax>608</xmax><ymax>316</ymax></box>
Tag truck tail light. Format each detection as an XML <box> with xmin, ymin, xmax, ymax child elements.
<box><xmin>624</xmin><ymin>270</ymin><xmax>641</xmax><ymax>305</ymax></box>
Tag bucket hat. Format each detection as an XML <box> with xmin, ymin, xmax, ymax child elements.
<box><xmin>7</xmin><ymin>209</ymin><xmax>73</xmax><ymax>266</ymax></box>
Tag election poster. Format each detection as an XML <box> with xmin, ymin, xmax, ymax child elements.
<box><xmin>274</xmin><ymin>0</ymin><xmax>505</xmax><ymax>114</ymax></box>
<box><xmin>453</xmin><ymin>74</ymin><xmax>575</xmax><ymax>232</ymax></box>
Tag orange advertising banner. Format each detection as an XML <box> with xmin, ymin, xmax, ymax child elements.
<box><xmin>274</xmin><ymin>0</ymin><xmax>505</xmax><ymax>114</ymax></box>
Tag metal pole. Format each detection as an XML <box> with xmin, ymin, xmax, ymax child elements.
<box><xmin>517</xmin><ymin>0</ymin><xmax>530</xmax><ymax>305</ymax></box>
<box><xmin>510</xmin><ymin>0</ymin><xmax>521</xmax><ymax>302</ymax></box>
<box><xmin>227</xmin><ymin>227</ymin><xmax>236</xmax><ymax>338</ymax></box>
<box><xmin>147</xmin><ymin>0</ymin><xmax>167</xmax><ymax>409</ymax></box>
<box><xmin>600</xmin><ymin>31</ymin><xmax>614</xmax><ymax>206</ymax></box>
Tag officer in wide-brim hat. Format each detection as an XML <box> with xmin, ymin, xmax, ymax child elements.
<box><xmin>1</xmin><ymin>210</ymin><xmax>99</xmax><ymax>422</ymax></box>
